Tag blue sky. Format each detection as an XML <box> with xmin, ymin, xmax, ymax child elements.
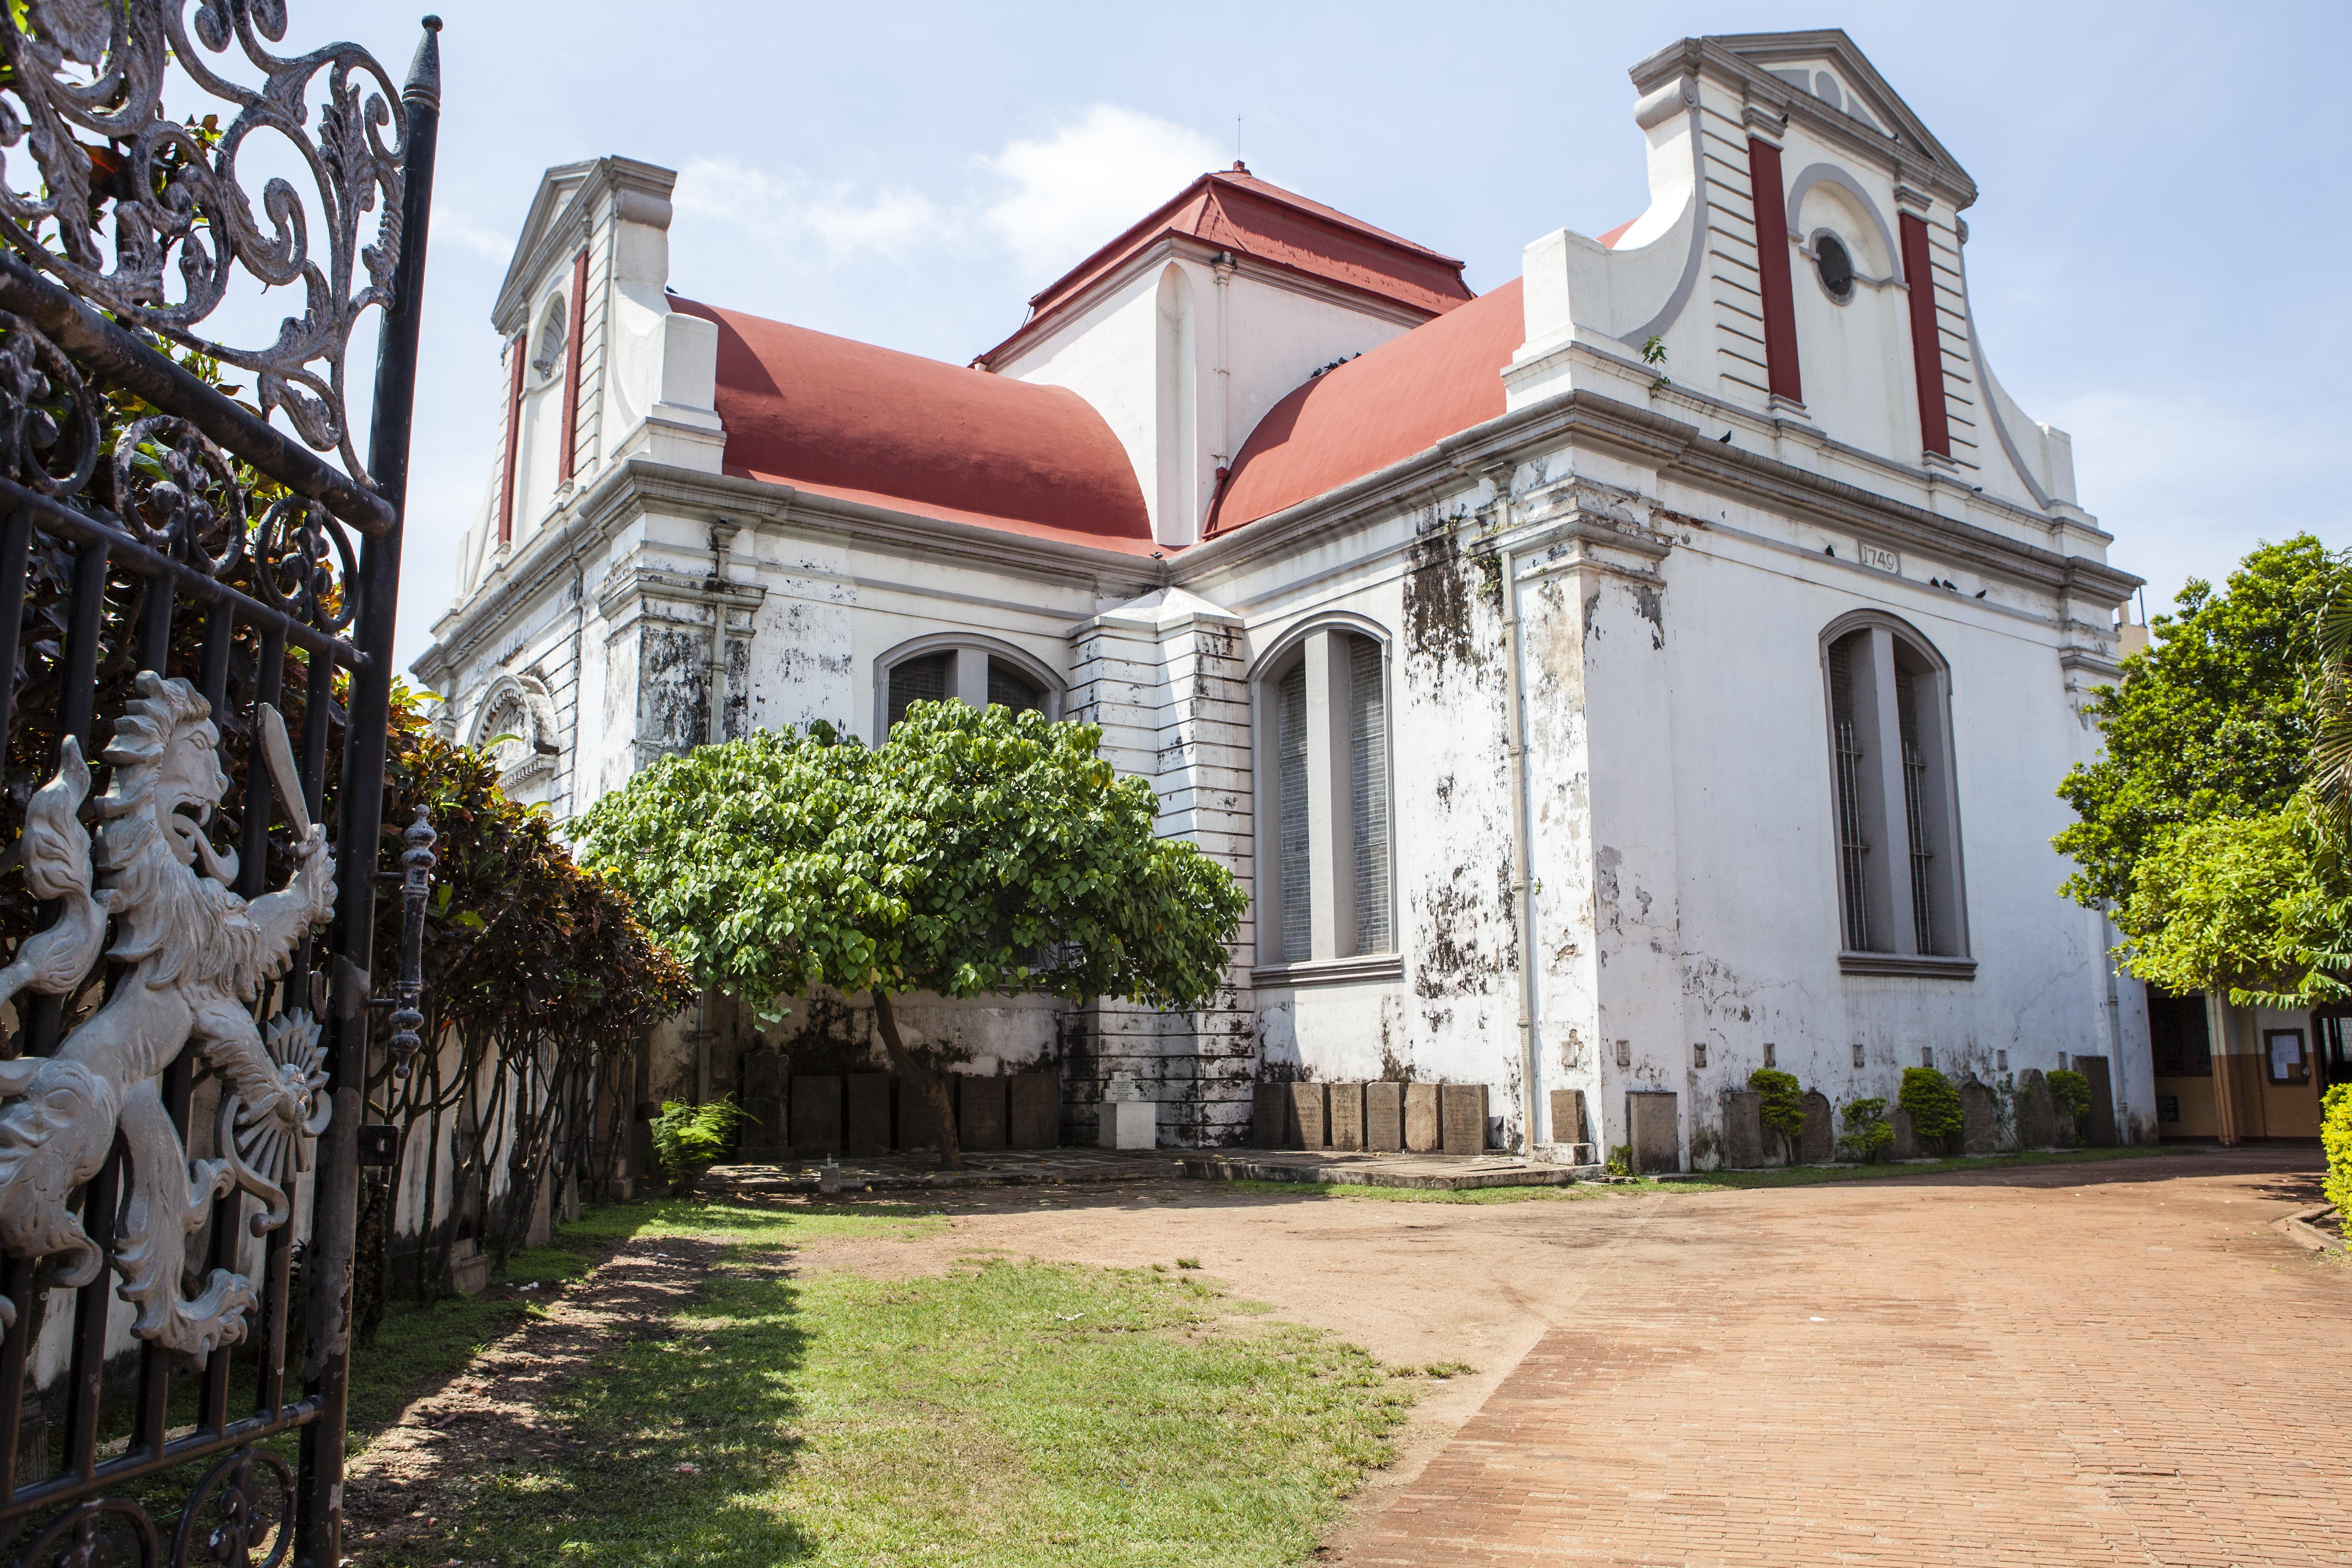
<box><xmin>309</xmin><ymin>2</ymin><xmax>2347</xmax><ymax>673</ymax></box>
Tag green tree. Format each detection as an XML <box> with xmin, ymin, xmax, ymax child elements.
<box><xmin>2055</xmin><ymin>537</ymin><xmax>2348</xmax><ymax>909</ymax></box>
<box><xmin>1748</xmin><ymin>1068</ymin><xmax>1804</xmax><ymax>1161</ymax></box>
<box><xmin>2108</xmin><ymin>802</ymin><xmax>2352</xmax><ymax>1006</ymax></box>
<box><xmin>578</xmin><ymin>702</ymin><xmax>1249</xmax><ymax>1168</ymax></box>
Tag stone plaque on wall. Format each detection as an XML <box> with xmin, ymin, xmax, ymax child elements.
<box><xmin>1286</xmin><ymin>1082</ymin><xmax>1329</xmax><ymax>1149</ymax></box>
<box><xmin>1008</xmin><ymin>1073</ymin><xmax>1060</xmax><ymax>1149</ymax></box>
<box><xmin>1722</xmin><ymin>1089</ymin><xmax>1764</xmax><ymax>1169</ymax></box>
<box><xmin>959</xmin><ymin>1076</ymin><xmax>1008</xmax><ymax>1152</ymax></box>
<box><xmin>1628</xmin><ymin>1090</ymin><xmax>1679</xmax><ymax>1173</ymax></box>
<box><xmin>1798</xmin><ymin>1090</ymin><xmax>1833</xmax><ymax>1164</ymax></box>
<box><xmin>789</xmin><ymin>1076</ymin><xmax>842</xmax><ymax>1156</ymax></box>
<box><xmin>1251</xmin><ymin>1084</ymin><xmax>1287</xmax><ymax>1148</ymax></box>
<box><xmin>1440</xmin><ymin>1084</ymin><xmax>1488</xmax><ymax>1153</ymax></box>
<box><xmin>1366</xmin><ymin>1083</ymin><xmax>1406</xmax><ymax>1151</ymax></box>
<box><xmin>1329</xmin><ymin>1083</ymin><xmax>1367</xmax><ymax>1151</ymax></box>
<box><xmin>1960</xmin><ymin>1079</ymin><xmax>1996</xmax><ymax>1154</ymax></box>
<box><xmin>740</xmin><ymin>1049</ymin><xmax>788</xmax><ymax>1159</ymax></box>
<box><xmin>1404</xmin><ymin>1083</ymin><xmax>1441</xmax><ymax>1152</ymax></box>
<box><xmin>845</xmin><ymin>1073</ymin><xmax>891</xmax><ymax>1154</ymax></box>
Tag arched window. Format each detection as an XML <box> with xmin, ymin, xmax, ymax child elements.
<box><xmin>874</xmin><ymin>635</ymin><xmax>1061</xmax><ymax>738</ymax></box>
<box><xmin>1256</xmin><ymin>623</ymin><xmax>1393</xmax><ymax>965</ymax></box>
<box><xmin>469</xmin><ymin>673</ymin><xmax>562</xmax><ymax>806</ymax></box>
<box><xmin>1822</xmin><ymin>613</ymin><xmax>1968</xmax><ymax>970</ymax></box>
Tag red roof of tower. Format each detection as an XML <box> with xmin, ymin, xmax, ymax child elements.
<box><xmin>1203</xmin><ymin>277</ymin><xmax>1525</xmax><ymax>538</ymax></box>
<box><xmin>978</xmin><ymin>165</ymin><xmax>1473</xmax><ymax>367</ymax></box>
<box><xmin>673</xmin><ymin>297</ymin><xmax>1154</xmax><ymax>554</ymax></box>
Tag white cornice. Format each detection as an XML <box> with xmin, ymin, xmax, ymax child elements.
<box><xmin>491</xmin><ymin>156</ymin><xmax>678</xmax><ymax>333</ymax></box>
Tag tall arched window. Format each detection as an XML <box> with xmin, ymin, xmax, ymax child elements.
<box><xmin>1258</xmin><ymin>624</ymin><xmax>1393</xmax><ymax>965</ymax></box>
<box><xmin>874</xmin><ymin>635</ymin><xmax>1060</xmax><ymax>739</ymax></box>
<box><xmin>1822</xmin><ymin>613</ymin><xmax>1969</xmax><ymax>973</ymax></box>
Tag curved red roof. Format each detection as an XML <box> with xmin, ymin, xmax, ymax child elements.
<box><xmin>1204</xmin><ymin>277</ymin><xmax>1525</xmax><ymax>537</ymax></box>
<box><xmin>673</xmin><ymin>298</ymin><xmax>1154</xmax><ymax>554</ymax></box>
<box><xmin>980</xmin><ymin>166</ymin><xmax>1471</xmax><ymax>369</ymax></box>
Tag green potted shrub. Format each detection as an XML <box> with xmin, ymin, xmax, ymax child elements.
<box><xmin>1837</xmin><ymin>1098</ymin><xmax>1895</xmax><ymax>1163</ymax></box>
<box><xmin>2046</xmin><ymin>1068</ymin><xmax>2091</xmax><ymax>1146</ymax></box>
<box><xmin>1749</xmin><ymin>1068</ymin><xmax>1805</xmax><ymax>1164</ymax></box>
<box><xmin>651</xmin><ymin>1097</ymin><xmax>749</xmax><ymax>1196</ymax></box>
<box><xmin>1898</xmin><ymin>1067</ymin><xmax>1963</xmax><ymax>1156</ymax></box>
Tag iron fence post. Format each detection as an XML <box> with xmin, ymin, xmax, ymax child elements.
<box><xmin>297</xmin><ymin>16</ymin><xmax>442</xmax><ymax>1565</ymax></box>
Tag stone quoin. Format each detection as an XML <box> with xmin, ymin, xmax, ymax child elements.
<box><xmin>415</xmin><ymin>29</ymin><xmax>2154</xmax><ymax>1164</ymax></box>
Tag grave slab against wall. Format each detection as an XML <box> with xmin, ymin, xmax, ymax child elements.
<box><xmin>1251</xmin><ymin>1084</ymin><xmax>1287</xmax><ymax>1148</ymax></box>
<box><xmin>1628</xmin><ymin>1091</ymin><xmax>1679</xmax><ymax>1173</ymax></box>
<box><xmin>742</xmin><ymin>1050</ymin><xmax>789</xmax><ymax>1158</ymax></box>
<box><xmin>1367</xmin><ymin>1083</ymin><xmax>1405</xmax><ymax>1152</ymax></box>
<box><xmin>1441</xmin><ymin>1085</ymin><xmax>1489</xmax><ymax>1153</ymax></box>
<box><xmin>1404</xmin><ymin>1084</ymin><xmax>1441</xmax><ymax>1153</ymax></box>
<box><xmin>1007</xmin><ymin>1073</ymin><xmax>1060</xmax><ymax>1150</ymax></box>
<box><xmin>845</xmin><ymin>1074</ymin><xmax>891</xmax><ymax>1155</ymax></box>
<box><xmin>1329</xmin><ymin>1083</ymin><xmax>1367</xmax><ymax>1151</ymax></box>
<box><xmin>1550</xmin><ymin>1088</ymin><xmax>1589</xmax><ymax>1148</ymax></box>
<box><xmin>1961</xmin><ymin>1080</ymin><xmax>1997</xmax><ymax>1154</ymax></box>
<box><xmin>2014</xmin><ymin>1070</ymin><xmax>2059</xmax><ymax>1149</ymax></box>
<box><xmin>790</xmin><ymin>1076</ymin><xmax>842</xmax><ymax>1156</ymax></box>
<box><xmin>1286</xmin><ymin>1083</ymin><xmax>1329</xmax><ymax>1149</ymax></box>
<box><xmin>2080</xmin><ymin>1055</ymin><xmax>2119</xmax><ymax>1146</ymax></box>
<box><xmin>960</xmin><ymin>1077</ymin><xmax>1009</xmax><ymax>1152</ymax></box>
<box><xmin>1890</xmin><ymin>1104</ymin><xmax>1919</xmax><ymax>1160</ymax></box>
<box><xmin>1722</xmin><ymin>1090</ymin><xmax>1765</xmax><ymax>1169</ymax></box>
<box><xmin>897</xmin><ymin>1075</ymin><xmax>957</xmax><ymax>1152</ymax></box>
<box><xmin>1799</xmin><ymin>1091</ymin><xmax>1833</xmax><ymax>1164</ymax></box>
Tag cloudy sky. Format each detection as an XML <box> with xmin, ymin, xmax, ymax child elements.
<box><xmin>291</xmin><ymin>1</ymin><xmax>2345</xmax><ymax>673</ymax></box>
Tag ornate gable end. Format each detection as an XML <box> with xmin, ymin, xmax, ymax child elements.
<box><xmin>1707</xmin><ymin>31</ymin><xmax>1974</xmax><ymax>207</ymax></box>
<box><xmin>493</xmin><ymin>161</ymin><xmax>597</xmax><ymax>331</ymax></box>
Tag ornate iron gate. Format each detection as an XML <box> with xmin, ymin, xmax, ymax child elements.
<box><xmin>0</xmin><ymin>5</ymin><xmax>441</xmax><ymax>1563</ymax></box>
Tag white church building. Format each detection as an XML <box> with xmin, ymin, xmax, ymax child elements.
<box><xmin>416</xmin><ymin>29</ymin><xmax>2154</xmax><ymax>1162</ymax></box>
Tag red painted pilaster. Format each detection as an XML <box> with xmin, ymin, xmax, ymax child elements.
<box><xmin>558</xmin><ymin>247</ymin><xmax>589</xmax><ymax>484</ymax></box>
<box><xmin>1899</xmin><ymin>213</ymin><xmax>1951</xmax><ymax>459</ymax></box>
<box><xmin>1746</xmin><ymin>137</ymin><xmax>1802</xmax><ymax>404</ymax></box>
<box><xmin>496</xmin><ymin>331</ymin><xmax>525</xmax><ymax>547</ymax></box>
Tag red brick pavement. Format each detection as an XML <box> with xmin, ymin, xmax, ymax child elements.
<box><xmin>1334</xmin><ymin>1151</ymin><xmax>2350</xmax><ymax>1568</ymax></box>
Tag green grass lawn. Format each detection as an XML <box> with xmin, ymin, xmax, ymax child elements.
<box><xmin>1218</xmin><ymin>1143</ymin><xmax>2183</xmax><ymax>1205</ymax></box>
<box><xmin>362</xmin><ymin>1198</ymin><xmax>1415</xmax><ymax>1567</ymax></box>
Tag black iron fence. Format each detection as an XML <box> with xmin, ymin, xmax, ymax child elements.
<box><xmin>0</xmin><ymin>6</ymin><xmax>441</xmax><ymax>1564</ymax></box>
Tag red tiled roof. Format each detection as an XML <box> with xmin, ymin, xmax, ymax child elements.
<box><xmin>673</xmin><ymin>298</ymin><xmax>1154</xmax><ymax>555</ymax></box>
<box><xmin>978</xmin><ymin>165</ymin><xmax>1473</xmax><ymax>367</ymax></box>
<box><xmin>1203</xmin><ymin>277</ymin><xmax>1525</xmax><ymax>538</ymax></box>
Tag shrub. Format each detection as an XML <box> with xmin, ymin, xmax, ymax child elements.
<box><xmin>1749</xmin><ymin>1068</ymin><xmax>1805</xmax><ymax>1159</ymax></box>
<box><xmin>1837</xmin><ymin>1098</ymin><xmax>1895</xmax><ymax>1163</ymax></box>
<box><xmin>2323</xmin><ymin>1084</ymin><xmax>2352</xmax><ymax>1231</ymax></box>
<box><xmin>651</xmin><ymin>1097</ymin><xmax>749</xmax><ymax>1193</ymax></box>
<box><xmin>1604</xmin><ymin>1145</ymin><xmax>1634</xmax><ymax>1178</ymax></box>
<box><xmin>2047</xmin><ymin>1068</ymin><xmax>2092</xmax><ymax>1139</ymax></box>
<box><xmin>1899</xmin><ymin>1067</ymin><xmax>1963</xmax><ymax>1141</ymax></box>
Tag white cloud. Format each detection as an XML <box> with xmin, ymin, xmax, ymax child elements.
<box><xmin>673</xmin><ymin>156</ymin><xmax>943</xmax><ymax>265</ymax></box>
<box><xmin>979</xmin><ymin>105</ymin><xmax>1221</xmax><ymax>278</ymax></box>
<box><xmin>2048</xmin><ymin>387</ymin><xmax>2340</xmax><ymax>612</ymax></box>
<box><xmin>426</xmin><ymin>206</ymin><xmax>517</xmax><ymax>262</ymax></box>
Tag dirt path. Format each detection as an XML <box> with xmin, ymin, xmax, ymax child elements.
<box><xmin>790</xmin><ymin>1149</ymin><xmax>2342</xmax><ymax>1567</ymax></box>
<box><xmin>340</xmin><ymin>1235</ymin><xmax>721</xmax><ymax>1563</ymax></box>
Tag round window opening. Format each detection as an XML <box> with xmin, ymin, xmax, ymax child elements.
<box><xmin>1815</xmin><ymin>233</ymin><xmax>1856</xmax><ymax>302</ymax></box>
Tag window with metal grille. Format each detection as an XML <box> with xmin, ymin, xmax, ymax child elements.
<box><xmin>987</xmin><ymin>658</ymin><xmax>1044</xmax><ymax>716</ymax></box>
<box><xmin>1277</xmin><ymin>662</ymin><xmax>1313</xmax><ymax>963</ymax></box>
<box><xmin>886</xmin><ymin>651</ymin><xmax>950</xmax><ymax>728</ymax></box>
<box><xmin>1349</xmin><ymin>634</ymin><xmax>1390</xmax><ymax>955</ymax></box>
<box><xmin>1827</xmin><ymin>633</ymin><xmax>1872</xmax><ymax>952</ymax></box>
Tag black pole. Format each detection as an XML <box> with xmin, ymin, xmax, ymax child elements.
<box><xmin>297</xmin><ymin>17</ymin><xmax>440</xmax><ymax>1567</ymax></box>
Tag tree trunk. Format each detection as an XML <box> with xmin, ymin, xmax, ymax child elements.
<box><xmin>871</xmin><ymin>990</ymin><xmax>962</xmax><ymax>1170</ymax></box>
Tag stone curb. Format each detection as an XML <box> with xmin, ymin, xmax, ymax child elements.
<box><xmin>2273</xmin><ymin>1203</ymin><xmax>2346</xmax><ymax>1254</ymax></box>
<box><xmin>1177</xmin><ymin>1153</ymin><xmax>1601</xmax><ymax>1191</ymax></box>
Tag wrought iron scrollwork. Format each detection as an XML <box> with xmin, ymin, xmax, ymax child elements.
<box><xmin>168</xmin><ymin>1446</ymin><xmax>292</xmax><ymax>1568</ymax></box>
<box><xmin>0</xmin><ymin>0</ymin><xmax>411</xmax><ymax>485</ymax></box>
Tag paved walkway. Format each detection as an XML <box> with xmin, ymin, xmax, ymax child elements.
<box><xmin>1332</xmin><ymin>1150</ymin><xmax>2349</xmax><ymax>1568</ymax></box>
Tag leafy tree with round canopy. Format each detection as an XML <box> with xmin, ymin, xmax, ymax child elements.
<box><xmin>577</xmin><ymin>702</ymin><xmax>1248</xmax><ymax>1167</ymax></box>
